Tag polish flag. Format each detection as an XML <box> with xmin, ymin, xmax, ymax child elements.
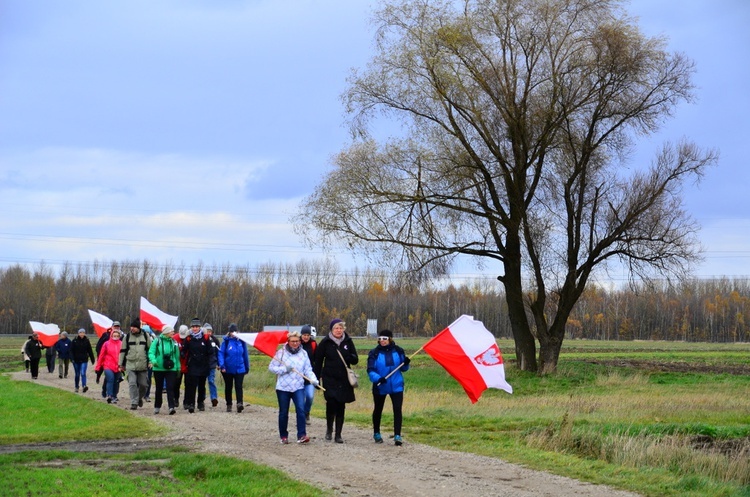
<box><xmin>29</xmin><ymin>321</ymin><xmax>61</xmax><ymax>348</ymax></box>
<box><xmin>88</xmin><ymin>309</ymin><xmax>114</xmax><ymax>337</ymax></box>
<box><xmin>235</xmin><ymin>330</ymin><xmax>289</xmax><ymax>357</ymax></box>
<box><xmin>423</xmin><ymin>315</ymin><xmax>513</xmax><ymax>403</ymax></box>
<box><xmin>140</xmin><ymin>296</ymin><xmax>178</xmax><ymax>331</ymax></box>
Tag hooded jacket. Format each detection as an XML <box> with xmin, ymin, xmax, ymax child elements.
<box><xmin>119</xmin><ymin>330</ymin><xmax>152</xmax><ymax>371</ymax></box>
<box><xmin>367</xmin><ymin>341</ymin><xmax>409</xmax><ymax>395</ymax></box>
<box><xmin>148</xmin><ymin>334</ymin><xmax>181</xmax><ymax>372</ymax></box>
<box><xmin>218</xmin><ymin>334</ymin><xmax>250</xmax><ymax>375</ymax></box>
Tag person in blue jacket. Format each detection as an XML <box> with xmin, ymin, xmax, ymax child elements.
<box><xmin>367</xmin><ymin>329</ymin><xmax>410</xmax><ymax>446</ymax></box>
<box><xmin>218</xmin><ymin>324</ymin><xmax>250</xmax><ymax>413</ymax></box>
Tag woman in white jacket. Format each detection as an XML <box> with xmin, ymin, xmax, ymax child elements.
<box><xmin>268</xmin><ymin>331</ymin><xmax>319</xmax><ymax>444</ymax></box>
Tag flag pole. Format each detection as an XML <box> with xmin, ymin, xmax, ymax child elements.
<box><xmin>270</xmin><ymin>355</ymin><xmax>326</xmax><ymax>391</ymax></box>
<box><xmin>383</xmin><ymin>344</ymin><xmax>426</xmax><ymax>380</ymax></box>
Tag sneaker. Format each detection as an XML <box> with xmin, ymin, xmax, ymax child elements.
<box><xmin>74</xmin><ymin>388</ymin><xmax>79</xmax><ymax>393</ymax></box>
<box><xmin>280</xmin><ymin>437</ymin><xmax>289</xmax><ymax>445</ymax></box>
<box><xmin>335</xmin><ymin>436</ymin><xmax>344</xmax><ymax>444</ymax></box>
<box><xmin>130</xmin><ymin>405</ymin><xmax>138</xmax><ymax>410</ymax></box>
<box><xmin>197</xmin><ymin>403</ymin><xmax>205</xmax><ymax>411</ymax></box>
<box><xmin>138</xmin><ymin>398</ymin><xmax>144</xmax><ymax>407</ymax></box>
<box><xmin>297</xmin><ymin>435</ymin><xmax>310</xmax><ymax>444</ymax></box>
<box><xmin>325</xmin><ymin>431</ymin><xmax>332</xmax><ymax>441</ymax></box>
<box><xmin>144</xmin><ymin>397</ymin><xmax>151</xmax><ymax>403</ymax></box>
<box><xmin>373</xmin><ymin>433</ymin><xmax>383</xmax><ymax>444</ymax></box>
<box><xmin>305</xmin><ymin>413</ymin><xmax>311</xmax><ymax>425</ymax></box>
<box><xmin>107</xmin><ymin>397</ymin><xmax>112</xmax><ymax>404</ymax></box>
<box><xmin>394</xmin><ymin>435</ymin><xmax>403</xmax><ymax>446</ymax></box>
<box><xmin>112</xmin><ymin>398</ymin><xmax>119</xmax><ymax>404</ymax></box>
<box><xmin>82</xmin><ymin>386</ymin><xmax>89</xmax><ymax>393</ymax></box>
<box><xmin>169</xmin><ymin>408</ymin><xmax>176</xmax><ymax>415</ymax></box>
<box><xmin>237</xmin><ymin>404</ymin><xmax>244</xmax><ymax>413</ymax></box>
<box><xmin>154</xmin><ymin>408</ymin><xmax>160</xmax><ymax>415</ymax></box>
<box><xmin>226</xmin><ymin>405</ymin><xmax>232</xmax><ymax>412</ymax></box>
<box><xmin>59</xmin><ymin>375</ymin><xmax>63</xmax><ymax>379</ymax></box>
<box><xmin>188</xmin><ymin>407</ymin><xmax>195</xmax><ymax>413</ymax></box>
<box><xmin>211</xmin><ymin>398</ymin><xmax>218</xmax><ymax>407</ymax></box>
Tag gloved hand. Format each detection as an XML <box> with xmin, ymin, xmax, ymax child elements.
<box><xmin>311</xmin><ymin>379</ymin><xmax>320</xmax><ymax>388</ymax></box>
<box><xmin>376</xmin><ymin>377</ymin><xmax>387</xmax><ymax>387</ymax></box>
<box><xmin>285</xmin><ymin>364</ymin><xmax>293</xmax><ymax>374</ymax></box>
<box><xmin>403</xmin><ymin>356</ymin><xmax>411</xmax><ymax>366</ymax></box>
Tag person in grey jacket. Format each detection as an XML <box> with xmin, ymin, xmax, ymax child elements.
<box><xmin>119</xmin><ymin>318</ymin><xmax>152</xmax><ymax>410</ymax></box>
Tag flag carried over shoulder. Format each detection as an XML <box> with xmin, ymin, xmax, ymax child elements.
<box><xmin>423</xmin><ymin>315</ymin><xmax>512</xmax><ymax>403</ymax></box>
<box><xmin>88</xmin><ymin>309</ymin><xmax>113</xmax><ymax>337</ymax></box>
<box><xmin>140</xmin><ymin>296</ymin><xmax>178</xmax><ymax>331</ymax></box>
<box><xmin>29</xmin><ymin>321</ymin><xmax>61</xmax><ymax>347</ymax></box>
<box><xmin>235</xmin><ymin>330</ymin><xmax>289</xmax><ymax>357</ymax></box>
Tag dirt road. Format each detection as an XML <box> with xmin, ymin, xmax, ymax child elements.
<box><xmin>10</xmin><ymin>371</ymin><xmax>640</xmax><ymax>497</ymax></box>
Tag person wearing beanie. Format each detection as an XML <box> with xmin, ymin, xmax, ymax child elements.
<box><xmin>269</xmin><ymin>331</ymin><xmax>319</xmax><ymax>444</ymax></box>
<box><xmin>148</xmin><ymin>325</ymin><xmax>180</xmax><ymax>415</ymax></box>
<box><xmin>172</xmin><ymin>325</ymin><xmax>191</xmax><ymax>408</ymax></box>
<box><xmin>300</xmin><ymin>325</ymin><xmax>317</xmax><ymax>424</ymax></box>
<box><xmin>54</xmin><ymin>331</ymin><xmax>73</xmax><ymax>379</ymax></box>
<box><xmin>182</xmin><ymin>318</ymin><xmax>212</xmax><ymax>413</ymax></box>
<box><xmin>367</xmin><ymin>329</ymin><xmax>410</xmax><ymax>446</ymax></box>
<box><xmin>95</xmin><ymin>327</ymin><xmax>123</xmax><ymax>404</ymax></box>
<box><xmin>70</xmin><ymin>327</ymin><xmax>95</xmax><ymax>393</ymax></box>
<box><xmin>313</xmin><ymin>318</ymin><xmax>359</xmax><ymax>443</ymax></box>
<box><xmin>119</xmin><ymin>316</ymin><xmax>152</xmax><ymax>410</ymax></box>
<box><xmin>203</xmin><ymin>323</ymin><xmax>221</xmax><ymax>408</ymax></box>
<box><xmin>218</xmin><ymin>323</ymin><xmax>250</xmax><ymax>413</ymax></box>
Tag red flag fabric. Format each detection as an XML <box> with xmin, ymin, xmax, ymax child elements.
<box><xmin>140</xmin><ymin>296</ymin><xmax>178</xmax><ymax>331</ymax></box>
<box><xmin>29</xmin><ymin>321</ymin><xmax>61</xmax><ymax>347</ymax></box>
<box><xmin>235</xmin><ymin>330</ymin><xmax>289</xmax><ymax>357</ymax></box>
<box><xmin>423</xmin><ymin>315</ymin><xmax>513</xmax><ymax>403</ymax></box>
<box><xmin>88</xmin><ymin>309</ymin><xmax>113</xmax><ymax>337</ymax></box>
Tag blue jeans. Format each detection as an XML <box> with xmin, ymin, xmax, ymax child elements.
<box><xmin>304</xmin><ymin>383</ymin><xmax>316</xmax><ymax>415</ymax></box>
<box><xmin>104</xmin><ymin>369</ymin><xmax>121</xmax><ymax>400</ymax></box>
<box><xmin>73</xmin><ymin>361</ymin><xmax>89</xmax><ymax>389</ymax></box>
<box><xmin>207</xmin><ymin>368</ymin><xmax>217</xmax><ymax>400</ymax></box>
<box><xmin>276</xmin><ymin>389</ymin><xmax>306</xmax><ymax>439</ymax></box>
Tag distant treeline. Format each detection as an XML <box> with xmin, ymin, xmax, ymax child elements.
<box><xmin>0</xmin><ymin>260</ymin><xmax>748</xmax><ymax>342</ymax></box>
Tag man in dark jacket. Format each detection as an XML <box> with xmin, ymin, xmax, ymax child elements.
<box><xmin>71</xmin><ymin>328</ymin><xmax>96</xmax><ymax>393</ymax></box>
<box><xmin>182</xmin><ymin>318</ymin><xmax>213</xmax><ymax>413</ymax></box>
<box><xmin>24</xmin><ymin>333</ymin><xmax>45</xmax><ymax>379</ymax></box>
<box><xmin>55</xmin><ymin>331</ymin><xmax>73</xmax><ymax>378</ymax></box>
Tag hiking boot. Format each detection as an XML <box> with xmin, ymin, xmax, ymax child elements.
<box><xmin>82</xmin><ymin>386</ymin><xmax>88</xmax><ymax>393</ymax></box>
<box><xmin>211</xmin><ymin>398</ymin><xmax>218</xmax><ymax>407</ymax></box>
<box><xmin>138</xmin><ymin>398</ymin><xmax>144</xmax><ymax>407</ymax></box>
<box><xmin>154</xmin><ymin>408</ymin><xmax>160</xmax><ymax>415</ymax></box>
<box><xmin>197</xmin><ymin>403</ymin><xmax>205</xmax><ymax>412</ymax></box>
<box><xmin>188</xmin><ymin>406</ymin><xmax>195</xmax><ymax>413</ymax></box>
<box><xmin>59</xmin><ymin>375</ymin><xmax>63</xmax><ymax>379</ymax></box>
<box><xmin>373</xmin><ymin>433</ymin><xmax>383</xmax><ymax>444</ymax></box>
<box><xmin>107</xmin><ymin>397</ymin><xmax>112</xmax><ymax>404</ymax></box>
<box><xmin>169</xmin><ymin>408</ymin><xmax>176</xmax><ymax>415</ymax></box>
<box><xmin>335</xmin><ymin>436</ymin><xmax>344</xmax><ymax>444</ymax></box>
<box><xmin>237</xmin><ymin>404</ymin><xmax>244</xmax><ymax>413</ymax></box>
<box><xmin>130</xmin><ymin>405</ymin><xmax>138</xmax><ymax>410</ymax></box>
<box><xmin>297</xmin><ymin>435</ymin><xmax>310</xmax><ymax>444</ymax></box>
<box><xmin>394</xmin><ymin>435</ymin><xmax>403</xmax><ymax>446</ymax></box>
<box><xmin>226</xmin><ymin>404</ymin><xmax>232</xmax><ymax>412</ymax></box>
<box><xmin>305</xmin><ymin>413</ymin><xmax>311</xmax><ymax>425</ymax></box>
<box><xmin>325</xmin><ymin>431</ymin><xmax>332</xmax><ymax>441</ymax></box>
<box><xmin>280</xmin><ymin>437</ymin><xmax>289</xmax><ymax>444</ymax></box>
<box><xmin>75</xmin><ymin>388</ymin><xmax>79</xmax><ymax>393</ymax></box>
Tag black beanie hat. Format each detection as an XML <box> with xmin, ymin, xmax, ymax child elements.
<box><xmin>131</xmin><ymin>318</ymin><xmax>141</xmax><ymax>328</ymax></box>
<box><xmin>379</xmin><ymin>329</ymin><xmax>393</xmax><ymax>338</ymax></box>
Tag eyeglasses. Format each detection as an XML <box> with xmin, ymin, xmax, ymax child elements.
<box><xmin>288</xmin><ymin>340</ymin><xmax>300</xmax><ymax>344</ymax></box>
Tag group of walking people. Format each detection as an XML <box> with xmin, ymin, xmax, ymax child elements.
<box><xmin>23</xmin><ymin>316</ymin><xmax>410</xmax><ymax>447</ymax></box>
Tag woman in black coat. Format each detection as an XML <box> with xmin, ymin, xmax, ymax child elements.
<box><xmin>24</xmin><ymin>333</ymin><xmax>45</xmax><ymax>379</ymax></box>
<box><xmin>313</xmin><ymin>318</ymin><xmax>358</xmax><ymax>443</ymax></box>
<box><xmin>70</xmin><ymin>328</ymin><xmax>96</xmax><ymax>393</ymax></box>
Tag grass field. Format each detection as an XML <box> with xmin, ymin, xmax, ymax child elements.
<box><xmin>2</xmin><ymin>336</ymin><xmax>749</xmax><ymax>497</ymax></box>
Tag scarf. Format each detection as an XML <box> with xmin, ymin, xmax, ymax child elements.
<box><xmin>328</xmin><ymin>332</ymin><xmax>344</xmax><ymax>346</ymax></box>
<box><xmin>191</xmin><ymin>329</ymin><xmax>203</xmax><ymax>340</ymax></box>
<box><xmin>285</xmin><ymin>343</ymin><xmax>302</xmax><ymax>354</ymax></box>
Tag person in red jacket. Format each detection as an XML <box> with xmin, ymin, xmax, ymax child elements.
<box><xmin>95</xmin><ymin>328</ymin><xmax>123</xmax><ymax>403</ymax></box>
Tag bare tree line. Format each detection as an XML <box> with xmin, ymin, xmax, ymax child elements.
<box><xmin>0</xmin><ymin>260</ymin><xmax>747</xmax><ymax>343</ymax></box>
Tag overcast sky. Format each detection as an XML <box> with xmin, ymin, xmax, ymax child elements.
<box><xmin>1</xmin><ymin>0</ymin><xmax>749</xmax><ymax>285</ymax></box>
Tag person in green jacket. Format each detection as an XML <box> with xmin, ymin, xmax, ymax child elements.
<box><xmin>148</xmin><ymin>325</ymin><xmax>180</xmax><ymax>415</ymax></box>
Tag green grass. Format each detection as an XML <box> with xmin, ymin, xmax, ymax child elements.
<box><xmin>2</xmin><ymin>336</ymin><xmax>749</xmax><ymax>497</ymax></box>
<box><xmin>0</xmin><ymin>449</ymin><xmax>328</xmax><ymax>497</ymax></box>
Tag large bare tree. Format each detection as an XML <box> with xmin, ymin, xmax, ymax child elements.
<box><xmin>294</xmin><ymin>0</ymin><xmax>717</xmax><ymax>373</ymax></box>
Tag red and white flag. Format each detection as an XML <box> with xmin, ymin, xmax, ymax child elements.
<box><xmin>88</xmin><ymin>309</ymin><xmax>113</xmax><ymax>338</ymax></box>
<box><xmin>140</xmin><ymin>296</ymin><xmax>178</xmax><ymax>331</ymax></box>
<box><xmin>235</xmin><ymin>330</ymin><xmax>289</xmax><ymax>357</ymax></box>
<box><xmin>29</xmin><ymin>321</ymin><xmax>61</xmax><ymax>348</ymax></box>
<box><xmin>423</xmin><ymin>315</ymin><xmax>512</xmax><ymax>403</ymax></box>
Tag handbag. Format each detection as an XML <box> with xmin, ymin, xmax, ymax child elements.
<box><xmin>336</xmin><ymin>348</ymin><xmax>359</xmax><ymax>388</ymax></box>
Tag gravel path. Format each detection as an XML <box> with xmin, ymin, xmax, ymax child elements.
<box><xmin>11</xmin><ymin>371</ymin><xmax>640</xmax><ymax>497</ymax></box>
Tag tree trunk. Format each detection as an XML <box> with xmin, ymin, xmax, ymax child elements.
<box><xmin>538</xmin><ymin>332</ymin><xmax>563</xmax><ymax>375</ymax></box>
<box><xmin>502</xmin><ymin>252</ymin><xmax>538</xmax><ymax>372</ymax></box>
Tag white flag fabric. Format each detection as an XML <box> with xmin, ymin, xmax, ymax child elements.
<box><xmin>423</xmin><ymin>315</ymin><xmax>512</xmax><ymax>403</ymax></box>
<box><xmin>29</xmin><ymin>321</ymin><xmax>61</xmax><ymax>347</ymax></box>
<box><xmin>140</xmin><ymin>296</ymin><xmax>178</xmax><ymax>330</ymax></box>
<box><xmin>88</xmin><ymin>309</ymin><xmax>113</xmax><ymax>337</ymax></box>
